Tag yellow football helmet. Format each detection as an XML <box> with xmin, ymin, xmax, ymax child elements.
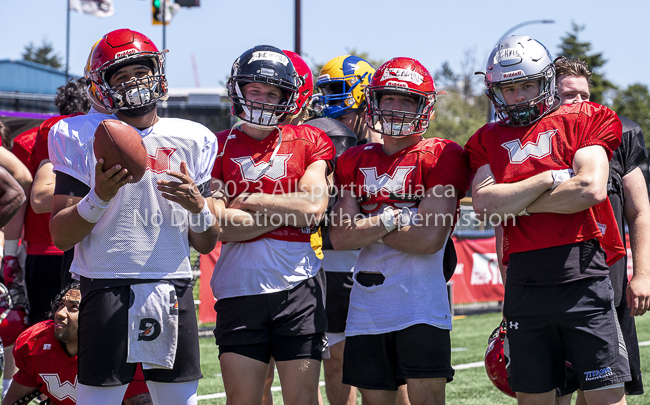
<box><xmin>314</xmin><ymin>55</ymin><xmax>375</xmax><ymax>118</ymax></box>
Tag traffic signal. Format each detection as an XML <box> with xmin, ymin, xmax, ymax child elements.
<box><xmin>152</xmin><ymin>0</ymin><xmax>180</xmax><ymax>25</ymax></box>
<box><xmin>152</xmin><ymin>0</ymin><xmax>164</xmax><ymax>25</ymax></box>
<box><xmin>175</xmin><ymin>0</ymin><xmax>199</xmax><ymax>6</ymax></box>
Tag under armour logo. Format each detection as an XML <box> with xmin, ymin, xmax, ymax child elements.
<box><xmin>360</xmin><ymin>166</ymin><xmax>416</xmax><ymax>194</ymax></box>
<box><xmin>501</xmin><ymin>130</ymin><xmax>557</xmax><ymax>164</ymax></box>
<box><xmin>147</xmin><ymin>147</ymin><xmax>177</xmax><ymax>173</ymax></box>
<box><xmin>509</xmin><ymin>321</ymin><xmax>519</xmax><ymax>329</ymax></box>
<box><xmin>43</xmin><ymin>344</ymin><xmax>51</xmax><ymax>350</ymax></box>
<box><xmin>232</xmin><ymin>154</ymin><xmax>292</xmax><ymax>182</ymax></box>
<box><xmin>40</xmin><ymin>374</ymin><xmax>77</xmax><ymax>401</ymax></box>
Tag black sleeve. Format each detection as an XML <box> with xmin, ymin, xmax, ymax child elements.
<box><xmin>54</xmin><ymin>172</ymin><xmax>91</xmax><ymax>197</ymax></box>
<box><xmin>620</xmin><ymin>116</ymin><xmax>648</xmax><ymax>176</ymax></box>
<box><xmin>197</xmin><ymin>180</ymin><xmax>211</xmax><ymax>198</ymax></box>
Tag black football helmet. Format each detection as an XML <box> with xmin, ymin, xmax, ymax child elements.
<box><xmin>227</xmin><ymin>45</ymin><xmax>299</xmax><ymax>127</ymax></box>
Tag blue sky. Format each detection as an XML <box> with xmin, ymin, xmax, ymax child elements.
<box><xmin>1</xmin><ymin>0</ymin><xmax>649</xmax><ymax>92</ymax></box>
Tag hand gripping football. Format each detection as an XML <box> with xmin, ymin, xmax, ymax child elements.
<box><xmin>93</xmin><ymin>119</ymin><xmax>148</xmax><ymax>182</ymax></box>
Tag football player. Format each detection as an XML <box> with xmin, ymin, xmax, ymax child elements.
<box><xmin>210</xmin><ymin>45</ymin><xmax>334</xmax><ymax>405</ymax></box>
<box><xmin>466</xmin><ymin>36</ymin><xmax>629</xmax><ymax>405</ymax></box>
<box><xmin>314</xmin><ymin>55</ymin><xmax>380</xmax><ymax>144</ymax></box>
<box><xmin>3</xmin><ymin>283</ymin><xmax>152</xmax><ymax>405</ymax></box>
<box><xmin>8</xmin><ymin>79</ymin><xmax>90</xmax><ymax>329</ymax></box>
<box><xmin>553</xmin><ymin>58</ymin><xmax>649</xmax><ymax>405</ymax></box>
<box><xmin>281</xmin><ymin>50</ymin><xmax>359</xmax><ymax>405</ymax></box>
<box><xmin>48</xmin><ymin>29</ymin><xmax>218</xmax><ymax>405</ymax></box>
<box><xmin>31</xmin><ymin>39</ymin><xmax>109</xmax><ymax>290</ymax></box>
<box><xmin>330</xmin><ymin>57</ymin><xmax>471</xmax><ymax>404</ymax></box>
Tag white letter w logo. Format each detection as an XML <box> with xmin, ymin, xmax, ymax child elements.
<box><xmin>501</xmin><ymin>130</ymin><xmax>557</xmax><ymax>164</ymax></box>
<box><xmin>40</xmin><ymin>374</ymin><xmax>77</xmax><ymax>401</ymax></box>
<box><xmin>232</xmin><ymin>154</ymin><xmax>292</xmax><ymax>181</ymax></box>
<box><xmin>360</xmin><ymin>166</ymin><xmax>415</xmax><ymax>194</ymax></box>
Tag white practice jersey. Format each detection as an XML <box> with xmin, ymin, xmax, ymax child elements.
<box><xmin>49</xmin><ymin>114</ymin><xmax>217</xmax><ymax>280</ymax></box>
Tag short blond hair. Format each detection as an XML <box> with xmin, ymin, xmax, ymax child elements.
<box><xmin>555</xmin><ymin>57</ymin><xmax>592</xmax><ymax>86</ymax></box>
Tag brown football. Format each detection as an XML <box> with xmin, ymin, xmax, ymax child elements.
<box><xmin>93</xmin><ymin>119</ymin><xmax>148</xmax><ymax>183</ymax></box>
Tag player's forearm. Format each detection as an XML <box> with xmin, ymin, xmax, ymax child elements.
<box><xmin>2</xmin><ymin>200</ymin><xmax>27</xmax><ymax>239</ymax></box>
<box><xmin>382</xmin><ymin>223</ymin><xmax>450</xmax><ymax>255</ymax></box>
<box><xmin>216</xmin><ymin>208</ymin><xmax>281</xmax><ymax>242</ymax></box>
<box><xmin>31</xmin><ymin>161</ymin><xmax>55</xmax><ymax>214</ymax></box>
<box><xmin>329</xmin><ymin>215</ymin><xmax>390</xmax><ymax>250</ymax></box>
<box><xmin>527</xmin><ymin>174</ymin><xmax>607</xmax><ymax>214</ymax></box>
<box><xmin>473</xmin><ymin>171</ymin><xmax>552</xmax><ymax>218</ymax></box>
<box><xmin>0</xmin><ymin>187</ymin><xmax>25</xmax><ymax>230</ymax></box>
<box><xmin>50</xmin><ymin>203</ymin><xmax>96</xmax><ymax>252</ymax></box>
<box><xmin>233</xmin><ymin>192</ymin><xmax>328</xmax><ymax>227</ymax></box>
<box><xmin>628</xmin><ymin>210</ymin><xmax>650</xmax><ymax>281</ymax></box>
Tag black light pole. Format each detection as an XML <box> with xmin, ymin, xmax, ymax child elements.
<box><xmin>294</xmin><ymin>0</ymin><xmax>301</xmax><ymax>54</ymax></box>
<box><xmin>65</xmin><ymin>1</ymin><xmax>71</xmax><ymax>81</ymax></box>
<box><xmin>162</xmin><ymin>0</ymin><xmax>167</xmax><ymax>51</ymax></box>
<box><xmin>486</xmin><ymin>20</ymin><xmax>555</xmax><ymax>122</ymax></box>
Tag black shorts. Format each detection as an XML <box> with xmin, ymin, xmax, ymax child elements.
<box><xmin>25</xmin><ymin>254</ymin><xmax>64</xmax><ymax>325</ymax></box>
<box><xmin>342</xmin><ymin>324</ymin><xmax>454</xmax><ymax>391</ymax></box>
<box><xmin>558</xmin><ymin>284</ymin><xmax>644</xmax><ymax>396</ymax></box>
<box><xmin>325</xmin><ymin>272</ymin><xmax>353</xmax><ymax>333</ymax></box>
<box><xmin>504</xmin><ymin>276</ymin><xmax>630</xmax><ymax>394</ymax></box>
<box><xmin>215</xmin><ymin>274</ymin><xmax>327</xmax><ymax>363</ymax></box>
<box><xmin>78</xmin><ymin>281</ymin><xmax>202</xmax><ymax>386</ymax></box>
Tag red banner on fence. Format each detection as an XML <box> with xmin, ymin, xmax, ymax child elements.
<box><xmin>198</xmin><ymin>242</ymin><xmax>221</xmax><ymax>324</ymax></box>
<box><xmin>450</xmin><ymin>236</ymin><xmax>504</xmax><ymax>304</ymax></box>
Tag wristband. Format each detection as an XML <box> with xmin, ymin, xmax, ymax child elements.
<box><xmin>379</xmin><ymin>206</ymin><xmax>397</xmax><ymax>233</ymax></box>
<box><xmin>189</xmin><ymin>198</ymin><xmax>215</xmax><ymax>233</ymax></box>
<box><xmin>77</xmin><ymin>188</ymin><xmax>110</xmax><ymax>224</ymax></box>
<box><xmin>517</xmin><ymin>207</ymin><xmax>530</xmax><ymax>216</ymax></box>
<box><xmin>550</xmin><ymin>169</ymin><xmax>575</xmax><ymax>190</ymax></box>
<box><xmin>4</xmin><ymin>240</ymin><xmax>18</xmax><ymax>256</ymax></box>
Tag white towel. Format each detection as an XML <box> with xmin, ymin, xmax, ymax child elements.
<box><xmin>127</xmin><ymin>283</ymin><xmax>179</xmax><ymax>370</ymax></box>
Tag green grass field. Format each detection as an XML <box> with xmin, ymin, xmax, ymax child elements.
<box><xmin>195</xmin><ymin>311</ymin><xmax>650</xmax><ymax>404</ymax></box>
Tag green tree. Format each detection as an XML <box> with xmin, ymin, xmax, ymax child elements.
<box><xmin>424</xmin><ymin>90</ymin><xmax>489</xmax><ymax>146</ymax></box>
<box><xmin>22</xmin><ymin>39</ymin><xmax>62</xmax><ymax>69</ymax></box>
<box><xmin>612</xmin><ymin>84</ymin><xmax>650</xmax><ymax>145</ymax></box>
<box><xmin>557</xmin><ymin>23</ymin><xmax>616</xmax><ymax>104</ymax></box>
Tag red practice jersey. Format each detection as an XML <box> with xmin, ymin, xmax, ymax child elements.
<box><xmin>11</xmin><ymin>120</ymin><xmax>72</xmax><ymax>256</ymax></box>
<box><xmin>335</xmin><ymin>138</ymin><xmax>471</xmax><ymax>212</ymax></box>
<box><xmin>13</xmin><ymin>321</ymin><xmax>148</xmax><ymax>404</ymax></box>
<box><xmin>465</xmin><ymin>102</ymin><xmax>624</xmax><ymax>264</ymax></box>
<box><xmin>212</xmin><ymin>125</ymin><xmax>335</xmax><ymax>243</ymax></box>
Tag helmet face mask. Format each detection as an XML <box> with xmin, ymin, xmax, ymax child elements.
<box><xmin>365</xmin><ymin>58</ymin><xmax>438</xmax><ymax>137</ymax></box>
<box><xmin>314</xmin><ymin>55</ymin><xmax>375</xmax><ymax>119</ymax></box>
<box><xmin>89</xmin><ymin>29</ymin><xmax>168</xmax><ymax>113</ymax></box>
<box><xmin>484</xmin><ymin>35</ymin><xmax>557</xmax><ymax>127</ymax></box>
<box><xmin>227</xmin><ymin>46</ymin><xmax>299</xmax><ymax>128</ymax></box>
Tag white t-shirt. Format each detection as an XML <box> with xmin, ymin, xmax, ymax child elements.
<box><xmin>321</xmin><ymin>249</ymin><xmax>358</xmax><ymax>273</ymax></box>
<box><xmin>210</xmin><ymin>239</ymin><xmax>321</xmax><ymax>300</ymax></box>
<box><xmin>345</xmin><ymin>234</ymin><xmax>452</xmax><ymax>336</ymax></box>
<box><xmin>49</xmin><ymin>114</ymin><xmax>217</xmax><ymax>280</ymax></box>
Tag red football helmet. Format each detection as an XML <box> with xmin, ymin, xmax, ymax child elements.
<box><xmin>89</xmin><ymin>29</ymin><xmax>168</xmax><ymax>112</ymax></box>
<box><xmin>0</xmin><ymin>284</ymin><xmax>28</xmax><ymax>347</ymax></box>
<box><xmin>283</xmin><ymin>50</ymin><xmax>313</xmax><ymax>115</ymax></box>
<box><xmin>365</xmin><ymin>57</ymin><xmax>442</xmax><ymax>137</ymax></box>
<box><xmin>485</xmin><ymin>322</ymin><xmax>516</xmax><ymax>398</ymax></box>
